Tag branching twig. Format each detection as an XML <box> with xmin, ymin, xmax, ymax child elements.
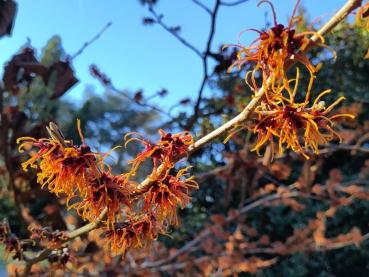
<box><xmin>319</xmin><ymin>143</ymin><xmax>369</xmax><ymax>154</ymax></box>
<box><xmin>146</xmin><ymin>1</ymin><xmax>222</xmax><ymax>128</ymax></box>
<box><xmin>187</xmin><ymin>0</ymin><xmax>221</xmax><ymax>130</ymax></box>
<box><xmin>148</xmin><ymin>7</ymin><xmax>203</xmax><ymax>58</ymax></box>
<box><xmin>109</xmin><ymin>84</ymin><xmax>174</xmax><ymax>120</ymax></box>
<box><xmin>192</xmin><ymin>0</ymin><xmax>212</xmax><ymax>15</ymax></box>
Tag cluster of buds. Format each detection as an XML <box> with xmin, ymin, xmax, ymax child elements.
<box><xmin>17</xmin><ymin>122</ymin><xmax>197</xmax><ymax>254</ymax></box>
<box><xmin>29</xmin><ymin>225</ymin><xmax>68</xmax><ymax>249</ymax></box>
<box><xmin>225</xmin><ymin>0</ymin><xmax>354</xmax><ymax>159</ymax></box>
<box><xmin>0</xmin><ymin>221</ymin><xmax>24</xmax><ymax>260</ymax></box>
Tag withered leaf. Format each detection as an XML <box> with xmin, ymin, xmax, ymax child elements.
<box><xmin>2</xmin><ymin>48</ymin><xmax>46</xmax><ymax>94</ymax></box>
<box><xmin>47</xmin><ymin>61</ymin><xmax>78</xmax><ymax>99</ymax></box>
<box><xmin>0</xmin><ymin>0</ymin><xmax>17</xmax><ymax>38</ymax></box>
<box><xmin>134</xmin><ymin>90</ymin><xmax>143</xmax><ymax>103</ymax></box>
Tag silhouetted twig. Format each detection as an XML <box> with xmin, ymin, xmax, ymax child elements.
<box><xmin>70</xmin><ymin>22</ymin><xmax>113</xmax><ymax>60</ymax></box>
<box><xmin>192</xmin><ymin>0</ymin><xmax>212</xmax><ymax>15</ymax></box>
<box><xmin>148</xmin><ymin>7</ymin><xmax>203</xmax><ymax>58</ymax></box>
<box><xmin>187</xmin><ymin>0</ymin><xmax>221</xmax><ymax>130</ymax></box>
<box><xmin>220</xmin><ymin>0</ymin><xmax>250</xmax><ymax>7</ymax></box>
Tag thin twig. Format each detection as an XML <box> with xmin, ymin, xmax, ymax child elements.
<box><xmin>319</xmin><ymin>144</ymin><xmax>369</xmax><ymax>154</ymax></box>
<box><xmin>220</xmin><ymin>0</ymin><xmax>250</xmax><ymax>7</ymax></box>
<box><xmin>70</xmin><ymin>22</ymin><xmax>113</xmax><ymax>60</ymax></box>
<box><xmin>192</xmin><ymin>0</ymin><xmax>212</xmax><ymax>15</ymax></box>
<box><xmin>109</xmin><ymin>84</ymin><xmax>174</xmax><ymax>120</ymax></box>
<box><xmin>148</xmin><ymin>7</ymin><xmax>203</xmax><ymax>58</ymax></box>
<box><xmin>186</xmin><ymin>0</ymin><xmax>221</xmax><ymax>130</ymax></box>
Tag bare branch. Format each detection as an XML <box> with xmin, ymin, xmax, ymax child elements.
<box><xmin>186</xmin><ymin>0</ymin><xmax>221</xmax><ymax>129</ymax></box>
<box><xmin>220</xmin><ymin>0</ymin><xmax>250</xmax><ymax>7</ymax></box>
<box><xmin>319</xmin><ymin>143</ymin><xmax>369</xmax><ymax>154</ymax></box>
<box><xmin>148</xmin><ymin>7</ymin><xmax>203</xmax><ymax>58</ymax></box>
<box><xmin>70</xmin><ymin>22</ymin><xmax>112</xmax><ymax>60</ymax></box>
<box><xmin>192</xmin><ymin>0</ymin><xmax>212</xmax><ymax>15</ymax></box>
<box><xmin>109</xmin><ymin>82</ymin><xmax>174</xmax><ymax>120</ymax></box>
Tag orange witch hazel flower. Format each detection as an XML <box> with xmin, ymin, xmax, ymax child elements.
<box><xmin>144</xmin><ymin>166</ymin><xmax>199</xmax><ymax>225</ymax></box>
<box><xmin>17</xmin><ymin>121</ymin><xmax>101</xmax><ymax>202</ymax></box>
<box><xmin>17</xmin><ymin>121</ymin><xmax>136</xmax><ymax>225</ymax></box>
<box><xmin>70</xmin><ymin>171</ymin><xmax>134</xmax><ymax>225</ymax></box>
<box><xmin>229</xmin><ymin>71</ymin><xmax>355</xmax><ymax>159</ymax></box>
<box><xmin>226</xmin><ymin>0</ymin><xmax>327</xmax><ymax>85</ymax></box>
<box><xmin>104</xmin><ymin>214</ymin><xmax>164</xmax><ymax>254</ymax></box>
<box><xmin>124</xmin><ymin>129</ymin><xmax>193</xmax><ymax>176</ymax></box>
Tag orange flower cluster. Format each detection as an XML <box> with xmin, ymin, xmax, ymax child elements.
<box><xmin>70</xmin><ymin>171</ymin><xmax>133</xmax><ymax>227</ymax></box>
<box><xmin>246</xmin><ymin>72</ymin><xmax>354</xmax><ymax>158</ymax></box>
<box><xmin>102</xmin><ymin>129</ymin><xmax>197</xmax><ymax>253</ymax></box>
<box><xmin>17</xmin><ymin>134</ymin><xmax>126</xmax><ymax>225</ymax></box>
<box><xmin>225</xmin><ymin>0</ymin><xmax>354</xmax><ymax>159</ymax></box>
<box><xmin>104</xmin><ymin>214</ymin><xmax>163</xmax><ymax>254</ymax></box>
<box><xmin>125</xmin><ymin>129</ymin><xmax>193</xmax><ymax>175</ymax></box>
<box><xmin>18</xmin><ymin>124</ymin><xmax>197</xmax><ymax>254</ymax></box>
<box><xmin>226</xmin><ymin>0</ymin><xmax>325</xmax><ymax>86</ymax></box>
<box><xmin>17</xmin><ymin>138</ymin><xmax>98</xmax><ymax>200</ymax></box>
<box><xmin>356</xmin><ymin>1</ymin><xmax>369</xmax><ymax>58</ymax></box>
<box><xmin>144</xmin><ymin>167</ymin><xmax>198</xmax><ymax>224</ymax></box>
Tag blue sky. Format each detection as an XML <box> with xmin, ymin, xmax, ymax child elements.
<box><xmin>1</xmin><ymin>0</ymin><xmax>347</xmax><ymax>112</ymax></box>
